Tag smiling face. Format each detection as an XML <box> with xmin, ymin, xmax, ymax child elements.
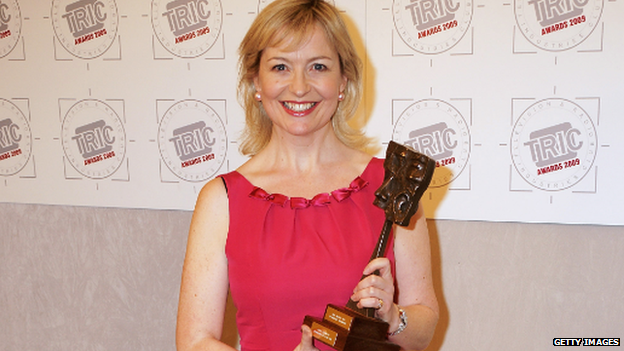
<box><xmin>253</xmin><ymin>24</ymin><xmax>347</xmax><ymax>139</ymax></box>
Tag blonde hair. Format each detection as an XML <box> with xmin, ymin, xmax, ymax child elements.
<box><xmin>237</xmin><ymin>0</ymin><xmax>373</xmax><ymax>155</ymax></box>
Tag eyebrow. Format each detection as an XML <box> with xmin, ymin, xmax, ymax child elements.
<box><xmin>265</xmin><ymin>55</ymin><xmax>335</xmax><ymax>63</ymax></box>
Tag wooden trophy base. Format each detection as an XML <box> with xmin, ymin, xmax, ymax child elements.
<box><xmin>303</xmin><ymin>305</ymin><xmax>400</xmax><ymax>351</ymax></box>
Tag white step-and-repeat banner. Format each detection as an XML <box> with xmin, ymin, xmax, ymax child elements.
<box><xmin>1</xmin><ymin>0</ymin><xmax>623</xmax><ymax>225</ymax></box>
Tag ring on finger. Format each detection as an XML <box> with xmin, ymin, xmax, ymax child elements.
<box><xmin>376</xmin><ymin>298</ymin><xmax>384</xmax><ymax>310</ymax></box>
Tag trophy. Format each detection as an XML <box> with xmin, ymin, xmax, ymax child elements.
<box><xmin>304</xmin><ymin>141</ymin><xmax>436</xmax><ymax>350</ymax></box>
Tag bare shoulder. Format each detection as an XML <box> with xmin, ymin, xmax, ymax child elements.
<box><xmin>195</xmin><ymin>176</ymin><xmax>228</xmax><ymax>209</ymax></box>
<box><xmin>339</xmin><ymin>147</ymin><xmax>373</xmax><ymax>175</ymax></box>
<box><xmin>190</xmin><ymin>176</ymin><xmax>229</xmax><ymax>246</ymax></box>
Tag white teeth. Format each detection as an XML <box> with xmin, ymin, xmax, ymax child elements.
<box><xmin>283</xmin><ymin>101</ymin><xmax>316</xmax><ymax>112</ymax></box>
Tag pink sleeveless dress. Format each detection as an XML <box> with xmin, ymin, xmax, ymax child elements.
<box><xmin>221</xmin><ymin>158</ymin><xmax>395</xmax><ymax>351</ymax></box>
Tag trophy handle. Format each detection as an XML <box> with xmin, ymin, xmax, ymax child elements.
<box><xmin>345</xmin><ymin>220</ymin><xmax>393</xmax><ymax>318</ymax></box>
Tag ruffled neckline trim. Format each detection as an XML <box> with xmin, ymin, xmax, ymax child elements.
<box><xmin>249</xmin><ymin>176</ymin><xmax>368</xmax><ymax>209</ymax></box>
<box><xmin>234</xmin><ymin>158</ymin><xmax>376</xmax><ymax>209</ymax></box>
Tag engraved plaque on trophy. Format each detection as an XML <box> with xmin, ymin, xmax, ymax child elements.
<box><xmin>304</xmin><ymin>141</ymin><xmax>436</xmax><ymax>350</ymax></box>
<box><xmin>304</xmin><ymin>315</ymin><xmax>400</xmax><ymax>351</ymax></box>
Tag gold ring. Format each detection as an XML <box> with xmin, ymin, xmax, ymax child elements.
<box><xmin>377</xmin><ymin>298</ymin><xmax>384</xmax><ymax>310</ymax></box>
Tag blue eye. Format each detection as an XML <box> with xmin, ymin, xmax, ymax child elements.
<box><xmin>272</xmin><ymin>64</ymin><xmax>286</xmax><ymax>71</ymax></box>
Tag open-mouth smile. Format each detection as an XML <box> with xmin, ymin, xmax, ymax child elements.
<box><xmin>282</xmin><ymin>101</ymin><xmax>318</xmax><ymax>116</ymax></box>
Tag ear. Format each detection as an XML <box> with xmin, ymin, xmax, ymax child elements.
<box><xmin>340</xmin><ymin>75</ymin><xmax>347</xmax><ymax>93</ymax></box>
<box><xmin>253</xmin><ymin>76</ymin><xmax>261</xmax><ymax>93</ymax></box>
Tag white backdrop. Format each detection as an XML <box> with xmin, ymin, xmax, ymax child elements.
<box><xmin>1</xmin><ymin>0</ymin><xmax>623</xmax><ymax>225</ymax></box>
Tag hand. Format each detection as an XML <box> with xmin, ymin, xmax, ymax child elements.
<box><xmin>293</xmin><ymin>325</ymin><xmax>320</xmax><ymax>351</ymax></box>
<box><xmin>350</xmin><ymin>258</ymin><xmax>398</xmax><ymax>324</ymax></box>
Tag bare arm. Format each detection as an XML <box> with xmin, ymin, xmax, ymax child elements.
<box><xmin>388</xmin><ymin>204</ymin><xmax>439</xmax><ymax>350</ymax></box>
<box><xmin>352</xmin><ymin>204</ymin><xmax>439</xmax><ymax>351</ymax></box>
<box><xmin>176</xmin><ymin>178</ymin><xmax>236</xmax><ymax>351</ymax></box>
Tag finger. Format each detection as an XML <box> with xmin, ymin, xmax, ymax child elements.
<box><xmin>354</xmin><ymin>294</ymin><xmax>397</xmax><ymax>322</ymax></box>
<box><xmin>356</xmin><ymin>296</ymin><xmax>385</xmax><ymax>310</ymax></box>
<box><xmin>353</xmin><ymin>274</ymin><xmax>394</xmax><ymax>299</ymax></box>
<box><xmin>362</xmin><ymin>257</ymin><xmax>393</xmax><ymax>279</ymax></box>
<box><xmin>352</xmin><ymin>285</ymin><xmax>390</xmax><ymax>305</ymax></box>
<box><xmin>299</xmin><ymin>325</ymin><xmax>319</xmax><ymax>351</ymax></box>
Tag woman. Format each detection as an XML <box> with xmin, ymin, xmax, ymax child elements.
<box><xmin>176</xmin><ymin>1</ymin><xmax>438</xmax><ymax>350</ymax></box>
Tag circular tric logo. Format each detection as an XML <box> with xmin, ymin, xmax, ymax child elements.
<box><xmin>0</xmin><ymin>98</ymin><xmax>31</xmax><ymax>176</ymax></box>
<box><xmin>51</xmin><ymin>0</ymin><xmax>119</xmax><ymax>59</ymax></box>
<box><xmin>510</xmin><ymin>98</ymin><xmax>597</xmax><ymax>191</ymax></box>
<box><xmin>158</xmin><ymin>99</ymin><xmax>227</xmax><ymax>182</ymax></box>
<box><xmin>514</xmin><ymin>0</ymin><xmax>604</xmax><ymax>51</ymax></box>
<box><xmin>393</xmin><ymin>0</ymin><xmax>473</xmax><ymax>54</ymax></box>
<box><xmin>393</xmin><ymin>99</ymin><xmax>470</xmax><ymax>187</ymax></box>
<box><xmin>151</xmin><ymin>0</ymin><xmax>222</xmax><ymax>58</ymax></box>
<box><xmin>61</xmin><ymin>99</ymin><xmax>126</xmax><ymax>179</ymax></box>
<box><xmin>0</xmin><ymin>0</ymin><xmax>21</xmax><ymax>58</ymax></box>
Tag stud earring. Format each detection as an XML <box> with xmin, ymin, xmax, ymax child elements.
<box><xmin>338</xmin><ymin>93</ymin><xmax>345</xmax><ymax>101</ymax></box>
<box><xmin>255</xmin><ymin>93</ymin><xmax>262</xmax><ymax>101</ymax></box>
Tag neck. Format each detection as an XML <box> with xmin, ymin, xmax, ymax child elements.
<box><xmin>261</xmin><ymin>125</ymin><xmax>348</xmax><ymax>174</ymax></box>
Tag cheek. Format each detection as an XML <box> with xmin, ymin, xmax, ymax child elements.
<box><xmin>324</xmin><ymin>80</ymin><xmax>344</xmax><ymax>97</ymax></box>
<box><xmin>255</xmin><ymin>72</ymin><xmax>277</xmax><ymax>94</ymax></box>
<box><xmin>255</xmin><ymin>68</ymin><xmax>282</xmax><ymax>94</ymax></box>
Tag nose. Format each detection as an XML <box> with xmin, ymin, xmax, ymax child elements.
<box><xmin>289</xmin><ymin>70</ymin><xmax>311</xmax><ymax>97</ymax></box>
<box><xmin>374</xmin><ymin>178</ymin><xmax>392</xmax><ymax>205</ymax></box>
